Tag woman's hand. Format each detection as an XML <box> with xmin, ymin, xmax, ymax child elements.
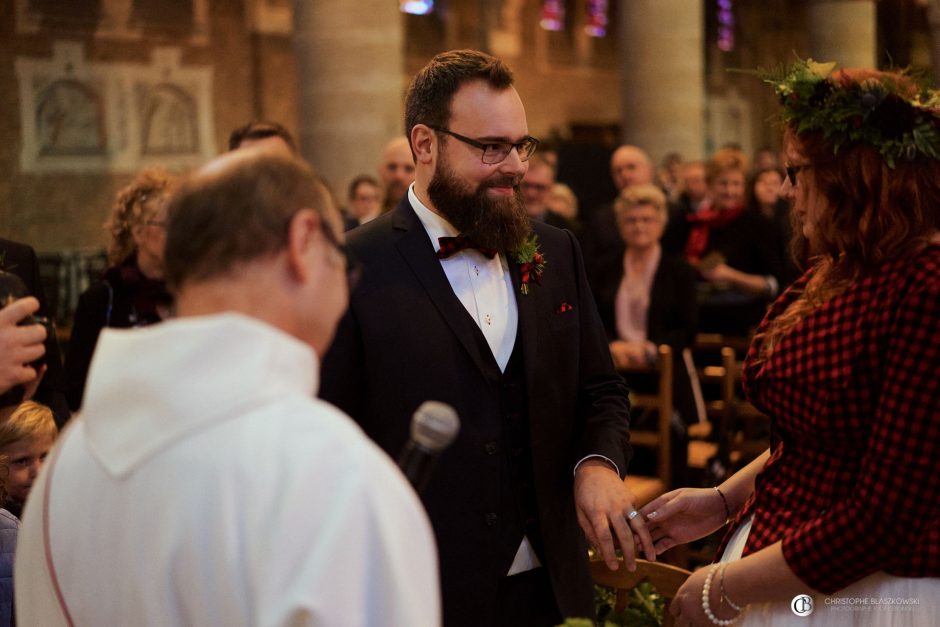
<box><xmin>640</xmin><ymin>488</ymin><xmax>729</xmax><ymax>555</ymax></box>
<box><xmin>699</xmin><ymin>262</ymin><xmax>734</xmax><ymax>284</ymax></box>
<box><xmin>701</xmin><ymin>262</ymin><xmax>775</xmax><ymax>296</ymax></box>
<box><xmin>671</xmin><ymin>565</ymin><xmax>739</xmax><ymax>626</ymax></box>
<box><xmin>609</xmin><ymin>340</ymin><xmax>648</xmax><ymax>369</ymax></box>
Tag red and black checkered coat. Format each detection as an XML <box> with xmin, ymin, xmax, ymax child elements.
<box><xmin>724</xmin><ymin>243</ymin><xmax>940</xmax><ymax>594</ymax></box>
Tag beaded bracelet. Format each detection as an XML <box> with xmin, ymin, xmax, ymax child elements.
<box><xmin>702</xmin><ymin>564</ymin><xmax>740</xmax><ymax>626</ymax></box>
<box><xmin>713</xmin><ymin>486</ymin><xmax>733</xmax><ymax>525</ymax></box>
<box><xmin>719</xmin><ymin>562</ymin><xmax>744</xmax><ymax>613</ymax></box>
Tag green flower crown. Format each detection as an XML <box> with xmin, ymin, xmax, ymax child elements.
<box><xmin>762</xmin><ymin>59</ymin><xmax>940</xmax><ymax>168</ymax></box>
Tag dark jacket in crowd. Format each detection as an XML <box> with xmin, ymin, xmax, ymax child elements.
<box><xmin>0</xmin><ymin>238</ymin><xmax>70</xmax><ymax>427</ymax></box>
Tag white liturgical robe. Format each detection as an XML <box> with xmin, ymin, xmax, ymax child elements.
<box><xmin>15</xmin><ymin>313</ymin><xmax>440</xmax><ymax>626</ymax></box>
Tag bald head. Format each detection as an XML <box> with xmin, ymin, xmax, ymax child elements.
<box><xmin>610</xmin><ymin>145</ymin><xmax>653</xmax><ymax>191</ymax></box>
<box><xmin>379</xmin><ymin>137</ymin><xmax>416</xmax><ymax>207</ymax></box>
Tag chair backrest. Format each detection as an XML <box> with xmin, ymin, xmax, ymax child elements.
<box><xmin>621</xmin><ymin>344</ymin><xmax>673</xmax><ymax>486</ymax></box>
<box><xmin>697</xmin><ymin>341</ymin><xmax>769</xmax><ymax>470</ymax></box>
<box><xmin>590</xmin><ymin>557</ymin><xmax>691</xmax><ymax>626</ymax></box>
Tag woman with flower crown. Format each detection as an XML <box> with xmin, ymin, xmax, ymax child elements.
<box><xmin>638</xmin><ymin>61</ymin><xmax>940</xmax><ymax>626</ymax></box>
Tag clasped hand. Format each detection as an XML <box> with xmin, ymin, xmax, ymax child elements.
<box><xmin>574</xmin><ymin>460</ymin><xmax>656</xmax><ymax>571</ymax></box>
<box><xmin>640</xmin><ymin>488</ymin><xmax>741</xmax><ymax>625</ymax></box>
<box><xmin>640</xmin><ymin>487</ymin><xmax>730</xmax><ymax>555</ymax></box>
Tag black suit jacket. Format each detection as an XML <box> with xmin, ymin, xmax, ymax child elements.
<box><xmin>320</xmin><ymin>198</ymin><xmax>631</xmax><ymax>624</ymax></box>
<box><xmin>0</xmin><ymin>238</ymin><xmax>70</xmax><ymax>425</ymax></box>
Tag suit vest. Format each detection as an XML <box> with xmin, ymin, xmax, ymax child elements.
<box><xmin>469</xmin><ymin>326</ymin><xmax>544</xmax><ymax>574</ymax></box>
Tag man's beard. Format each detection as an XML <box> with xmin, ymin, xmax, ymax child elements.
<box><xmin>427</xmin><ymin>153</ymin><xmax>531</xmax><ymax>252</ymax></box>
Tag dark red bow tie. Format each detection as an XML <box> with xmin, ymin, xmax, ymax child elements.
<box><xmin>437</xmin><ymin>235</ymin><xmax>498</xmax><ymax>260</ymax></box>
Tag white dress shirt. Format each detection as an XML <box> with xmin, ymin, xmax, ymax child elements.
<box><xmin>409</xmin><ymin>187</ymin><xmax>517</xmax><ymax>371</ymax></box>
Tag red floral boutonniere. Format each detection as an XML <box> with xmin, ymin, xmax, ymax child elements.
<box><xmin>513</xmin><ymin>234</ymin><xmax>546</xmax><ymax>295</ymax></box>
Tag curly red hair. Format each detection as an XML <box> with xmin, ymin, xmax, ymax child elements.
<box><xmin>756</xmin><ymin>68</ymin><xmax>940</xmax><ymax>362</ymax></box>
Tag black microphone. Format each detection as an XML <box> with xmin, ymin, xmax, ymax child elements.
<box><xmin>397</xmin><ymin>401</ymin><xmax>460</xmax><ymax>494</ymax></box>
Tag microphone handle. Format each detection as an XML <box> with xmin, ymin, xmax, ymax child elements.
<box><xmin>397</xmin><ymin>441</ymin><xmax>438</xmax><ymax>495</ymax></box>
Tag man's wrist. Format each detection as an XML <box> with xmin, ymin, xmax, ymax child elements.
<box><xmin>573</xmin><ymin>455</ymin><xmax>620</xmax><ymax>477</ymax></box>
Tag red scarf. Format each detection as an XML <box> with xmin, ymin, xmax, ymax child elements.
<box><xmin>683</xmin><ymin>203</ymin><xmax>746</xmax><ymax>262</ymax></box>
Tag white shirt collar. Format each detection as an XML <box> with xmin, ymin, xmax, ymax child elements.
<box><xmin>408</xmin><ymin>185</ymin><xmax>458</xmax><ymax>252</ymax></box>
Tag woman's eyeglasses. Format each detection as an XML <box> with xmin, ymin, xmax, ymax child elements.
<box><xmin>785</xmin><ymin>163</ymin><xmax>812</xmax><ymax>186</ymax></box>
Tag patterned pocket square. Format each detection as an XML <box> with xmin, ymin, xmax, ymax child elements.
<box><xmin>555</xmin><ymin>302</ymin><xmax>574</xmax><ymax>314</ymax></box>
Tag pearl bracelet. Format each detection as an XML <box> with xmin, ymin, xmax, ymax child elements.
<box><xmin>702</xmin><ymin>564</ymin><xmax>740</xmax><ymax>626</ymax></box>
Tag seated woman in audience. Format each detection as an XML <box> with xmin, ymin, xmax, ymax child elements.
<box><xmin>595</xmin><ymin>185</ymin><xmax>700</xmax><ymax>462</ymax></box>
<box><xmin>684</xmin><ymin>149</ymin><xmax>783</xmax><ymax>337</ymax></box>
<box><xmin>64</xmin><ymin>168</ymin><xmax>176</xmax><ymax>411</ymax></box>
<box><xmin>748</xmin><ymin>167</ymin><xmax>802</xmax><ymax>288</ymax></box>
<box><xmin>642</xmin><ymin>62</ymin><xmax>940</xmax><ymax>626</ymax></box>
<box><xmin>0</xmin><ymin>401</ymin><xmax>57</xmax><ymax>519</ymax></box>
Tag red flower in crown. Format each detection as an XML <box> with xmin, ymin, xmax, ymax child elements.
<box><xmin>513</xmin><ymin>235</ymin><xmax>546</xmax><ymax>295</ymax></box>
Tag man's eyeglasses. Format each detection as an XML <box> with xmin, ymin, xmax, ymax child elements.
<box><xmin>319</xmin><ymin>219</ymin><xmax>363</xmax><ymax>291</ymax></box>
<box><xmin>429</xmin><ymin>126</ymin><xmax>539</xmax><ymax>165</ymax></box>
<box><xmin>785</xmin><ymin>163</ymin><xmax>812</xmax><ymax>186</ymax></box>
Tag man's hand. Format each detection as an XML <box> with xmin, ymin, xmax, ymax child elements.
<box><xmin>574</xmin><ymin>460</ymin><xmax>655</xmax><ymax>571</ymax></box>
<box><xmin>0</xmin><ymin>297</ymin><xmax>46</xmax><ymax>394</ymax></box>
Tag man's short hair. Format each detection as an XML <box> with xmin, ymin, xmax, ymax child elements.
<box><xmin>227</xmin><ymin>120</ymin><xmax>297</xmax><ymax>153</ymax></box>
<box><xmin>164</xmin><ymin>152</ymin><xmax>332</xmax><ymax>291</ymax></box>
<box><xmin>404</xmin><ymin>49</ymin><xmax>514</xmax><ymax>141</ymax></box>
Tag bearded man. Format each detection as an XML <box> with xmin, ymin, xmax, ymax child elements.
<box><xmin>320</xmin><ymin>49</ymin><xmax>651</xmax><ymax>627</ymax></box>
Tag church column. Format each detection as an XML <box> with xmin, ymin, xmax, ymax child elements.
<box><xmin>617</xmin><ymin>0</ymin><xmax>705</xmax><ymax>164</ymax></box>
<box><xmin>808</xmin><ymin>0</ymin><xmax>877</xmax><ymax>68</ymax></box>
<box><xmin>292</xmin><ymin>0</ymin><xmax>404</xmax><ymax>199</ymax></box>
<box><xmin>926</xmin><ymin>0</ymin><xmax>940</xmax><ymax>86</ymax></box>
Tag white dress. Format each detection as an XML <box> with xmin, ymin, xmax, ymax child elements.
<box><xmin>720</xmin><ymin>517</ymin><xmax>940</xmax><ymax>626</ymax></box>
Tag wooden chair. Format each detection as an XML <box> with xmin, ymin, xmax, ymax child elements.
<box><xmin>590</xmin><ymin>557</ymin><xmax>691</xmax><ymax>627</ymax></box>
<box><xmin>689</xmin><ymin>338</ymin><xmax>769</xmax><ymax>474</ymax></box>
<box><xmin>622</xmin><ymin>345</ymin><xmax>673</xmax><ymax>507</ymax></box>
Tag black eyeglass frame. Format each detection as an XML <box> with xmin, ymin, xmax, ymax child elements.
<box><xmin>785</xmin><ymin>163</ymin><xmax>813</xmax><ymax>186</ymax></box>
<box><xmin>429</xmin><ymin>126</ymin><xmax>540</xmax><ymax>164</ymax></box>
<box><xmin>318</xmin><ymin>218</ymin><xmax>363</xmax><ymax>291</ymax></box>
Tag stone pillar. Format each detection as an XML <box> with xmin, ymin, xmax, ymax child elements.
<box><xmin>808</xmin><ymin>0</ymin><xmax>877</xmax><ymax>68</ymax></box>
<box><xmin>292</xmin><ymin>0</ymin><xmax>404</xmax><ymax>200</ymax></box>
<box><xmin>928</xmin><ymin>0</ymin><xmax>940</xmax><ymax>87</ymax></box>
<box><xmin>617</xmin><ymin>0</ymin><xmax>705</xmax><ymax>164</ymax></box>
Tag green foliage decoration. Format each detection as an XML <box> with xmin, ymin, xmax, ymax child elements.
<box><xmin>558</xmin><ymin>582</ymin><xmax>666</xmax><ymax>627</ymax></box>
<box><xmin>760</xmin><ymin>58</ymin><xmax>940</xmax><ymax>168</ymax></box>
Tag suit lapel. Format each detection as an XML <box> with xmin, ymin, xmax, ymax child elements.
<box><xmin>393</xmin><ymin>204</ymin><xmax>500</xmax><ymax>380</ymax></box>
